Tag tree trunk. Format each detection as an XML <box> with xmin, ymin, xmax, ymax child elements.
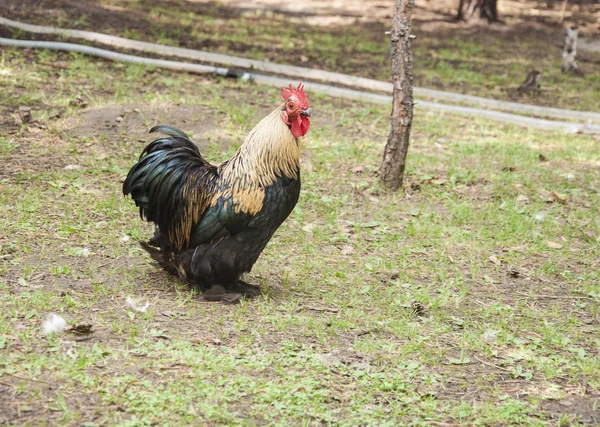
<box><xmin>381</xmin><ymin>0</ymin><xmax>415</xmax><ymax>191</ymax></box>
<box><xmin>457</xmin><ymin>0</ymin><xmax>499</xmax><ymax>23</ymax></box>
<box><xmin>562</xmin><ymin>25</ymin><xmax>579</xmax><ymax>73</ymax></box>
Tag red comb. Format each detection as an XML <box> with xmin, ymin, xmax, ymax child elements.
<box><xmin>282</xmin><ymin>82</ymin><xmax>309</xmax><ymax>109</ymax></box>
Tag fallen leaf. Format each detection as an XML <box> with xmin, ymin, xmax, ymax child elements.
<box><xmin>549</xmin><ymin>191</ymin><xmax>567</xmax><ymax>204</ymax></box>
<box><xmin>149</xmin><ymin>328</ymin><xmax>170</xmax><ymax>340</ymax></box>
<box><xmin>447</xmin><ymin>357</ymin><xmax>471</xmax><ymax>365</ymax></box>
<box><xmin>503</xmin><ymin>245</ymin><xmax>524</xmax><ymax>252</ymax></box>
<box><xmin>538</xmin><ymin>153</ymin><xmax>548</xmax><ymax>162</ymax></box>
<box><xmin>516</xmin><ymin>194</ymin><xmax>530</xmax><ymax>203</ymax></box>
<box><xmin>301</xmin><ymin>223</ymin><xmax>316</xmax><ymax>233</ymax></box>
<box><xmin>582</xmin><ymin>229</ymin><xmax>598</xmax><ymax>243</ymax></box>
<box><xmin>352</xmin><ymin>165</ymin><xmax>365</xmax><ymax>174</ymax></box>
<box><xmin>68</xmin><ymin>324</ymin><xmax>94</xmax><ymax>335</ymax></box>
<box><xmin>358</xmin><ymin>221</ymin><xmax>379</xmax><ymax>228</ymax></box>
<box><xmin>541</xmin><ymin>190</ymin><xmax>567</xmax><ymax>204</ymax></box>
<box><xmin>340</xmin><ymin>245</ymin><xmax>354</xmax><ymax>255</ymax></box>
<box><xmin>488</xmin><ymin>255</ymin><xmax>501</xmax><ymax>265</ymax></box>
<box><xmin>546</xmin><ymin>241</ymin><xmax>563</xmax><ymax>249</ymax></box>
<box><xmin>161</xmin><ymin>311</ymin><xmax>179</xmax><ymax>318</ymax></box>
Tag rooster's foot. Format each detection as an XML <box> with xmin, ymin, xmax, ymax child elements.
<box><xmin>199</xmin><ymin>282</ymin><xmax>260</xmax><ymax>304</ymax></box>
<box><xmin>228</xmin><ymin>280</ymin><xmax>261</xmax><ymax>298</ymax></box>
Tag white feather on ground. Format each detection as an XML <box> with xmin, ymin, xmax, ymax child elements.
<box><xmin>42</xmin><ymin>313</ymin><xmax>68</xmax><ymax>335</ymax></box>
<box><xmin>126</xmin><ymin>296</ymin><xmax>149</xmax><ymax>312</ymax></box>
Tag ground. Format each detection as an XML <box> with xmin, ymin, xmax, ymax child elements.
<box><xmin>1</xmin><ymin>1</ymin><xmax>600</xmax><ymax>426</ymax></box>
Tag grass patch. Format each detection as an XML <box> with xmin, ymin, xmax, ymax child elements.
<box><xmin>1</xmin><ymin>45</ymin><xmax>600</xmax><ymax>425</ymax></box>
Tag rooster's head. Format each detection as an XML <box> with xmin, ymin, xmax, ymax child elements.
<box><xmin>281</xmin><ymin>82</ymin><xmax>310</xmax><ymax>137</ymax></box>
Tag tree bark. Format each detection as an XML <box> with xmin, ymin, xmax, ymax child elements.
<box><xmin>457</xmin><ymin>0</ymin><xmax>499</xmax><ymax>23</ymax></box>
<box><xmin>381</xmin><ymin>0</ymin><xmax>415</xmax><ymax>191</ymax></box>
<box><xmin>562</xmin><ymin>25</ymin><xmax>579</xmax><ymax>73</ymax></box>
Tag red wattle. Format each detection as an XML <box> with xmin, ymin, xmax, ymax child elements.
<box><xmin>291</xmin><ymin>115</ymin><xmax>310</xmax><ymax>137</ymax></box>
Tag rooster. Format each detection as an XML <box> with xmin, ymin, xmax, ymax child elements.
<box><xmin>123</xmin><ymin>83</ymin><xmax>311</xmax><ymax>303</ymax></box>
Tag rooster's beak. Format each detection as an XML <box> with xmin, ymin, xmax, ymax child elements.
<box><xmin>300</xmin><ymin>108</ymin><xmax>311</xmax><ymax>118</ymax></box>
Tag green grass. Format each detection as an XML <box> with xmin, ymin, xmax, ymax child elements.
<box><xmin>1</xmin><ymin>48</ymin><xmax>600</xmax><ymax>425</ymax></box>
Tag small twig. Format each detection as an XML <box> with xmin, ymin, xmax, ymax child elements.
<box><xmin>558</xmin><ymin>0</ymin><xmax>569</xmax><ymax>25</ymax></box>
<box><xmin>474</xmin><ymin>355</ymin><xmax>512</xmax><ymax>373</ymax></box>
<box><xmin>301</xmin><ymin>305</ymin><xmax>340</xmax><ymax>313</ymax></box>
<box><xmin>3</xmin><ymin>372</ymin><xmax>52</xmax><ymax>384</ymax></box>
<box><xmin>513</xmin><ymin>292</ymin><xmax>592</xmax><ymax>300</ymax></box>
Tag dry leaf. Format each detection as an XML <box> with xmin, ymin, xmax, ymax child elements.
<box><xmin>549</xmin><ymin>191</ymin><xmax>567</xmax><ymax>204</ymax></box>
<box><xmin>69</xmin><ymin>324</ymin><xmax>94</xmax><ymax>335</ymax></box>
<box><xmin>516</xmin><ymin>195</ymin><xmax>530</xmax><ymax>203</ymax></box>
<box><xmin>340</xmin><ymin>245</ymin><xmax>354</xmax><ymax>255</ymax></box>
<box><xmin>546</xmin><ymin>241</ymin><xmax>563</xmax><ymax>249</ymax></box>
<box><xmin>582</xmin><ymin>229</ymin><xmax>598</xmax><ymax>243</ymax></box>
<box><xmin>538</xmin><ymin>153</ymin><xmax>548</xmax><ymax>162</ymax></box>
<box><xmin>541</xmin><ymin>190</ymin><xmax>567</xmax><ymax>204</ymax></box>
<box><xmin>161</xmin><ymin>311</ymin><xmax>179</xmax><ymax>318</ymax></box>
<box><xmin>302</xmin><ymin>223</ymin><xmax>316</xmax><ymax>233</ymax></box>
<box><xmin>352</xmin><ymin>165</ymin><xmax>365</xmax><ymax>174</ymax></box>
<box><xmin>488</xmin><ymin>255</ymin><xmax>501</xmax><ymax>265</ymax></box>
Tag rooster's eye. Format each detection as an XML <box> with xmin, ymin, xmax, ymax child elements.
<box><xmin>288</xmin><ymin>102</ymin><xmax>295</xmax><ymax>109</ymax></box>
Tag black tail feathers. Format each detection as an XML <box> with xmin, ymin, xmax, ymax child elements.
<box><xmin>149</xmin><ymin>125</ymin><xmax>190</xmax><ymax>139</ymax></box>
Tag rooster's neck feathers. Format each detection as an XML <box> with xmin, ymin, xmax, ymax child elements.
<box><xmin>223</xmin><ymin>106</ymin><xmax>300</xmax><ymax>183</ymax></box>
<box><xmin>213</xmin><ymin>106</ymin><xmax>300</xmax><ymax>215</ymax></box>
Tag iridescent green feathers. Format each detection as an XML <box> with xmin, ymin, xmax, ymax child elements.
<box><xmin>123</xmin><ymin>126</ymin><xmax>218</xmax><ymax>251</ymax></box>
